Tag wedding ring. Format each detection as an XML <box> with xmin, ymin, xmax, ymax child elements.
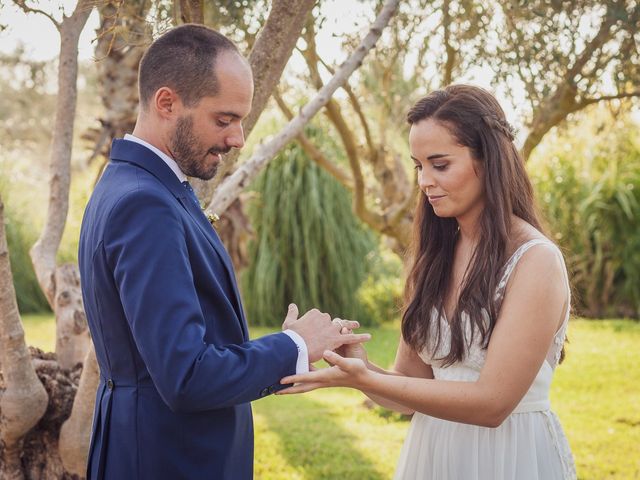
<box><xmin>334</xmin><ymin>319</ymin><xmax>349</xmax><ymax>330</ymax></box>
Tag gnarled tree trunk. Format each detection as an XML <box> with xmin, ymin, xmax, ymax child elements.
<box><xmin>5</xmin><ymin>1</ymin><xmax>94</xmax><ymax>478</ymax></box>
<box><xmin>27</xmin><ymin>0</ymin><xmax>93</xmax><ymax>370</ymax></box>
<box><xmin>0</xmin><ymin>196</ymin><xmax>49</xmax><ymax>480</ymax></box>
<box><xmin>58</xmin><ymin>347</ymin><xmax>99</xmax><ymax>476</ymax></box>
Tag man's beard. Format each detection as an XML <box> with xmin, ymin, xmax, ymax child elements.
<box><xmin>170</xmin><ymin>115</ymin><xmax>229</xmax><ymax>180</ymax></box>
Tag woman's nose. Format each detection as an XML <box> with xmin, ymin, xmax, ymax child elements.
<box><xmin>418</xmin><ymin>170</ymin><xmax>435</xmax><ymax>192</ymax></box>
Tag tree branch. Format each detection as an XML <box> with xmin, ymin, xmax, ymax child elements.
<box><xmin>179</xmin><ymin>0</ymin><xmax>203</xmax><ymax>24</ymax></box>
<box><xmin>301</xmin><ymin>21</ymin><xmax>371</xmax><ymax>221</ymax></box>
<box><xmin>442</xmin><ymin>0</ymin><xmax>456</xmax><ymax>85</ymax></box>
<box><xmin>0</xmin><ymin>196</ymin><xmax>49</xmax><ymax>479</ymax></box>
<box><xmin>565</xmin><ymin>11</ymin><xmax>617</xmax><ymax>81</ymax></box>
<box><xmin>13</xmin><ymin>0</ymin><xmax>60</xmax><ymax>29</ymax></box>
<box><xmin>273</xmin><ymin>90</ymin><xmax>354</xmax><ymax>190</ymax></box>
<box><xmin>578</xmin><ymin>90</ymin><xmax>640</xmax><ymax>108</ymax></box>
<box><xmin>206</xmin><ymin>0</ymin><xmax>401</xmax><ymax>217</ymax></box>
<box><xmin>30</xmin><ymin>0</ymin><xmax>94</xmax><ymax>306</ymax></box>
<box><xmin>317</xmin><ymin>56</ymin><xmax>376</xmax><ymax>159</ymax></box>
<box><xmin>501</xmin><ymin>9</ymin><xmax>540</xmax><ymax>108</ymax></box>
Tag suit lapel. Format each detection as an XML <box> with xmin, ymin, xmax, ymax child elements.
<box><xmin>110</xmin><ymin>139</ymin><xmax>248</xmax><ymax>338</ymax></box>
<box><xmin>178</xmin><ymin>196</ymin><xmax>248</xmax><ymax>338</ymax></box>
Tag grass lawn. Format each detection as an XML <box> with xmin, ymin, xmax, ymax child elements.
<box><xmin>21</xmin><ymin>316</ymin><xmax>640</xmax><ymax>479</ymax></box>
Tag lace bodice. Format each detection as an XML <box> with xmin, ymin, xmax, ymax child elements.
<box><xmin>418</xmin><ymin>238</ymin><xmax>571</xmax><ymax>374</ymax></box>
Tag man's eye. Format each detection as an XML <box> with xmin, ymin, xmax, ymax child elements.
<box><xmin>413</xmin><ymin>164</ymin><xmax>422</xmax><ymax>171</ymax></box>
<box><xmin>217</xmin><ymin>119</ymin><xmax>230</xmax><ymax>127</ymax></box>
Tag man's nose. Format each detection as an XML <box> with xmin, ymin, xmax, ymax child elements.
<box><xmin>226</xmin><ymin>123</ymin><xmax>245</xmax><ymax>149</ymax></box>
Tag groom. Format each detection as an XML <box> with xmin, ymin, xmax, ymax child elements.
<box><xmin>78</xmin><ymin>24</ymin><xmax>368</xmax><ymax>480</ymax></box>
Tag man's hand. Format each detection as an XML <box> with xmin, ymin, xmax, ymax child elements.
<box><xmin>282</xmin><ymin>303</ymin><xmax>300</xmax><ymax>330</ymax></box>
<box><xmin>332</xmin><ymin>318</ymin><xmax>369</xmax><ymax>366</ymax></box>
<box><xmin>283</xmin><ymin>304</ymin><xmax>371</xmax><ymax>363</ymax></box>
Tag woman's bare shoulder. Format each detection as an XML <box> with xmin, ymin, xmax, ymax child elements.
<box><xmin>507</xmin><ymin>216</ymin><xmax>554</xmax><ymax>255</ymax></box>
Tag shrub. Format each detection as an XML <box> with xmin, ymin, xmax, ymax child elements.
<box><xmin>1</xmin><ymin>186</ymin><xmax>50</xmax><ymax>313</ymax></box>
<box><xmin>242</xmin><ymin>140</ymin><xmax>376</xmax><ymax>326</ymax></box>
<box><xmin>356</xmin><ymin>247</ymin><xmax>404</xmax><ymax>326</ymax></box>
<box><xmin>529</xmin><ymin>109</ymin><xmax>640</xmax><ymax>318</ymax></box>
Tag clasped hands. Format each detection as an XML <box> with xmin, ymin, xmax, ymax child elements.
<box><xmin>279</xmin><ymin>303</ymin><xmax>372</xmax><ymax>394</ymax></box>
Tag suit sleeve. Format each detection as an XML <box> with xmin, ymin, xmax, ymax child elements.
<box><xmin>103</xmin><ymin>188</ymin><xmax>298</xmax><ymax>412</ymax></box>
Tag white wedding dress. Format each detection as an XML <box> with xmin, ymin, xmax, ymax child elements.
<box><xmin>394</xmin><ymin>239</ymin><xmax>577</xmax><ymax>480</ymax></box>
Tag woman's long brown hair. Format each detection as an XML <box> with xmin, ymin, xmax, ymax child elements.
<box><xmin>402</xmin><ymin>85</ymin><xmax>544</xmax><ymax>365</ymax></box>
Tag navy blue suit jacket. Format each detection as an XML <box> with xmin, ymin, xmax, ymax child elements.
<box><xmin>78</xmin><ymin>139</ymin><xmax>298</xmax><ymax>479</ymax></box>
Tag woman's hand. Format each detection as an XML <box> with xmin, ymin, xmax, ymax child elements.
<box><xmin>278</xmin><ymin>350</ymin><xmax>370</xmax><ymax>394</ymax></box>
<box><xmin>332</xmin><ymin>318</ymin><xmax>369</xmax><ymax>365</ymax></box>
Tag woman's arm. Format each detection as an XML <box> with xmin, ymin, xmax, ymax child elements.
<box><xmin>280</xmin><ymin>244</ymin><xmax>568</xmax><ymax>427</ymax></box>
<box><xmin>332</xmin><ymin>319</ymin><xmax>433</xmax><ymax>414</ymax></box>
<box><xmin>358</xmin><ymin>338</ymin><xmax>433</xmax><ymax>414</ymax></box>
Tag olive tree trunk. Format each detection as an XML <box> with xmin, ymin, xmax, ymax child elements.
<box><xmin>0</xmin><ymin>196</ymin><xmax>50</xmax><ymax>480</ymax></box>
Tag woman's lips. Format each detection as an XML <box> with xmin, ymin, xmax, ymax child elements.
<box><xmin>428</xmin><ymin>195</ymin><xmax>445</xmax><ymax>204</ymax></box>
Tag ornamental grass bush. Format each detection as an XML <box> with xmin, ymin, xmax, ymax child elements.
<box><xmin>529</xmin><ymin>109</ymin><xmax>640</xmax><ymax>318</ymax></box>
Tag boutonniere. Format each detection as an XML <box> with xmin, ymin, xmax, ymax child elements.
<box><xmin>202</xmin><ymin>206</ymin><xmax>220</xmax><ymax>227</ymax></box>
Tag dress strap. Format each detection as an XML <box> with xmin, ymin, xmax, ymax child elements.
<box><xmin>494</xmin><ymin>238</ymin><xmax>571</xmax><ymax>369</ymax></box>
<box><xmin>494</xmin><ymin>238</ymin><xmax>562</xmax><ymax>306</ymax></box>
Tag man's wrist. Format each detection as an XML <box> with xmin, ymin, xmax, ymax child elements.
<box><xmin>282</xmin><ymin>329</ymin><xmax>309</xmax><ymax>374</ymax></box>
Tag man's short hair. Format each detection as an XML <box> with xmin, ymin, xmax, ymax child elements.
<box><xmin>138</xmin><ymin>24</ymin><xmax>240</xmax><ymax>109</ymax></box>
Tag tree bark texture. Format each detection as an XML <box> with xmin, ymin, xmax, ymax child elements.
<box><xmin>6</xmin><ymin>2</ymin><xmax>94</xmax><ymax>478</ymax></box>
<box><xmin>58</xmin><ymin>347</ymin><xmax>98</xmax><ymax>476</ymax></box>
<box><xmin>86</xmin><ymin>0</ymin><xmax>153</xmax><ymax>165</ymax></box>
<box><xmin>179</xmin><ymin>0</ymin><xmax>203</xmax><ymax>24</ymax></box>
<box><xmin>29</xmin><ymin>0</ymin><xmax>93</xmax><ymax>308</ymax></box>
<box><xmin>54</xmin><ymin>264</ymin><xmax>90</xmax><ymax>371</ymax></box>
<box><xmin>20</xmin><ymin>349</ymin><xmax>82</xmax><ymax>480</ymax></box>
<box><xmin>0</xmin><ymin>197</ymin><xmax>49</xmax><ymax>480</ymax></box>
<box><xmin>24</xmin><ymin>0</ymin><xmax>93</xmax><ymax>374</ymax></box>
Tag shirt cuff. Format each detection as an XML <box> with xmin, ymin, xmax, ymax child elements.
<box><xmin>282</xmin><ymin>329</ymin><xmax>309</xmax><ymax>374</ymax></box>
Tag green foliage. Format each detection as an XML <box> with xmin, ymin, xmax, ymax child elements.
<box><xmin>550</xmin><ymin>319</ymin><xmax>640</xmax><ymax>480</ymax></box>
<box><xmin>1</xmin><ymin>186</ymin><xmax>50</xmax><ymax>313</ymax></box>
<box><xmin>529</xmin><ymin>109</ymin><xmax>640</xmax><ymax>318</ymax></box>
<box><xmin>491</xmin><ymin>1</ymin><xmax>640</xmax><ymax>108</ymax></box>
<box><xmin>204</xmin><ymin>0</ymin><xmax>269</xmax><ymax>52</ymax></box>
<box><xmin>356</xmin><ymin>247</ymin><xmax>404</xmax><ymax>326</ymax></box>
<box><xmin>241</xmin><ymin>139</ymin><xmax>376</xmax><ymax>326</ymax></box>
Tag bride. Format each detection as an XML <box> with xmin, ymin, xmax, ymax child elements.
<box><xmin>279</xmin><ymin>85</ymin><xmax>577</xmax><ymax>479</ymax></box>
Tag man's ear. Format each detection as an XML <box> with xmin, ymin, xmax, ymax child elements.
<box><xmin>153</xmin><ymin>87</ymin><xmax>181</xmax><ymax>119</ymax></box>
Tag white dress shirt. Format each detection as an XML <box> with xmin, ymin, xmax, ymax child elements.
<box><xmin>123</xmin><ymin>134</ymin><xmax>309</xmax><ymax>374</ymax></box>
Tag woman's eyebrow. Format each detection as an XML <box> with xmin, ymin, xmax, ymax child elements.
<box><xmin>410</xmin><ymin>153</ymin><xmax>451</xmax><ymax>162</ymax></box>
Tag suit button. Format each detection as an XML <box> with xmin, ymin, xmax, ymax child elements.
<box><xmin>259</xmin><ymin>387</ymin><xmax>269</xmax><ymax>397</ymax></box>
<box><xmin>107</xmin><ymin>379</ymin><xmax>114</xmax><ymax>390</ymax></box>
